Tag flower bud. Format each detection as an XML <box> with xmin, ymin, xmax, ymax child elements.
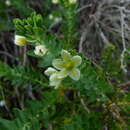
<box><xmin>34</xmin><ymin>45</ymin><xmax>48</xmax><ymax>56</ymax></box>
<box><xmin>14</xmin><ymin>35</ymin><xmax>27</xmax><ymax>46</ymax></box>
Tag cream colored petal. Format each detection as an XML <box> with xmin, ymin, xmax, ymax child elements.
<box><xmin>50</xmin><ymin>80</ymin><xmax>61</xmax><ymax>88</ymax></box>
<box><xmin>50</xmin><ymin>73</ymin><xmax>58</xmax><ymax>82</ymax></box>
<box><xmin>71</xmin><ymin>56</ymin><xmax>82</xmax><ymax>67</ymax></box>
<box><xmin>52</xmin><ymin>59</ymin><xmax>64</xmax><ymax>70</ymax></box>
<box><xmin>69</xmin><ymin>68</ymin><xmax>80</xmax><ymax>81</ymax></box>
<box><xmin>61</xmin><ymin>50</ymin><xmax>71</xmax><ymax>61</ymax></box>
<box><xmin>58</xmin><ymin>69</ymin><xmax>68</xmax><ymax>79</ymax></box>
<box><xmin>44</xmin><ymin>67</ymin><xmax>57</xmax><ymax>76</ymax></box>
<box><xmin>49</xmin><ymin>73</ymin><xmax>62</xmax><ymax>88</ymax></box>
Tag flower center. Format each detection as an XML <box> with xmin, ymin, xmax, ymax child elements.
<box><xmin>64</xmin><ymin>61</ymin><xmax>74</xmax><ymax>70</ymax></box>
<box><xmin>39</xmin><ymin>49</ymin><xmax>43</xmax><ymax>53</ymax></box>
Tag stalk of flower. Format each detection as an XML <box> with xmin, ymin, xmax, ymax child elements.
<box><xmin>52</xmin><ymin>50</ymin><xmax>82</xmax><ymax>81</ymax></box>
<box><xmin>14</xmin><ymin>35</ymin><xmax>28</xmax><ymax>46</ymax></box>
<box><xmin>34</xmin><ymin>45</ymin><xmax>48</xmax><ymax>56</ymax></box>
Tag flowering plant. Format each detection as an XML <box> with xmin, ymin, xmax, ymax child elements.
<box><xmin>0</xmin><ymin>0</ymin><xmax>130</xmax><ymax>130</ymax></box>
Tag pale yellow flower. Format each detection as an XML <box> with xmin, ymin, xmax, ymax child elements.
<box><xmin>34</xmin><ymin>45</ymin><xmax>48</xmax><ymax>56</ymax></box>
<box><xmin>14</xmin><ymin>35</ymin><xmax>27</xmax><ymax>46</ymax></box>
<box><xmin>52</xmin><ymin>50</ymin><xmax>82</xmax><ymax>81</ymax></box>
<box><xmin>44</xmin><ymin>50</ymin><xmax>82</xmax><ymax>89</ymax></box>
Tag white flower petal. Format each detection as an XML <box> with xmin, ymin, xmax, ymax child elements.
<box><xmin>71</xmin><ymin>56</ymin><xmax>82</xmax><ymax>67</ymax></box>
<box><xmin>49</xmin><ymin>73</ymin><xmax>62</xmax><ymax>88</ymax></box>
<box><xmin>50</xmin><ymin>73</ymin><xmax>60</xmax><ymax>82</ymax></box>
<box><xmin>52</xmin><ymin>59</ymin><xmax>64</xmax><ymax>70</ymax></box>
<box><xmin>58</xmin><ymin>69</ymin><xmax>68</xmax><ymax>79</ymax></box>
<box><xmin>61</xmin><ymin>50</ymin><xmax>71</xmax><ymax>61</ymax></box>
<box><xmin>44</xmin><ymin>67</ymin><xmax>57</xmax><ymax>76</ymax></box>
<box><xmin>49</xmin><ymin>80</ymin><xmax>61</xmax><ymax>87</ymax></box>
<box><xmin>69</xmin><ymin>68</ymin><xmax>80</xmax><ymax>81</ymax></box>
